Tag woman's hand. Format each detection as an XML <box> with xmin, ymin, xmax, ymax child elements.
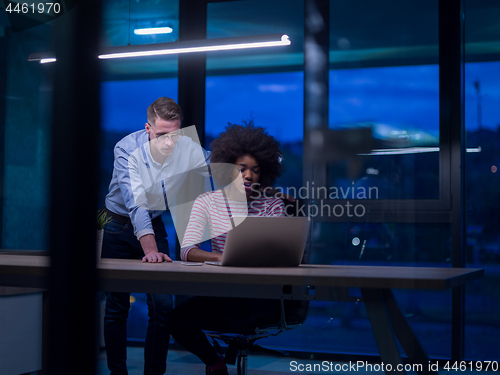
<box><xmin>187</xmin><ymin>248</ymin><xmax>223</xmax><ymax>262</ymax></box>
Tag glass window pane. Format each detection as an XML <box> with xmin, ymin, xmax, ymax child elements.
<box><xmin>464</xmin><ymin>0</ymin><xmax>500</xmax><ymax>361</ymax></box>
<box><xmin>101</xmin><ymin>1</ymin><xmax>179</xmax><ymax>79</ymax></box>
<box><xmin>102</xmin><ymin>0</ymin><xmax>179</xmax><ymax>47</ymax></box>
<box><xmin>1</xmin><ymin>11</ymin><xmax>53</xmax><ymax>373</ymax></box>
<box><xmin>1</xmin><ymin>17</ymin><xmax>52</xmax><ymax>250</ymax></box>
<box><xmin>330</xmin><ymin>0</ymin><xmax>438</xmax><ymax>65</ymax></box>
<box><xmin>207</xmin><ymin>0</ymin><xmax>303</xmax><ymax>73</ymax></box>
<box><xmin>328</xmin><ymin>1</ymin><xmax>439</xmax><ymax>200</ymax></box>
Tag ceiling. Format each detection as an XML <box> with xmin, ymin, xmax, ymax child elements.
<box><xmin>100</xmin><ymin>0</ymin><xmax>500</xmax><ymax>79</ymax></box>
<box><xmin>3</xmin><ymin>0</ymin><xmax>498</xmax><ymax>79</ymax></box>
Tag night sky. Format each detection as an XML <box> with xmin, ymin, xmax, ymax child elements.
<box><xmin>101</xmin><ymin>61</ymin><xmax>500</xmax><ymax>143</ymax></box>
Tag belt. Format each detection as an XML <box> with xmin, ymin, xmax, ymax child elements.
<box><xmin>103</xmin><ymin>206</ymin><xmax>131</xmax><ymax>224</ymax></box>
<box><xmin>103</xmin><ymin>207</ymin><xmax>163</xmax><ymax>225</ymax></box>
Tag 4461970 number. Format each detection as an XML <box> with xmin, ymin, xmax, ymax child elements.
<box><xmin>443</xmin><ymin>361</ymin><xmax>498</xmax><ymax>372</ymax></box>
<box><xmin>5</xmin><ymin>2</ymin><xmax>61</xmax><ymax>15</ymax></box>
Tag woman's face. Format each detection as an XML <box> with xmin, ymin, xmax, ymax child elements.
<box><xmin>234</xmin><ymin>154</ymin><xmax>261</xmax><ymax>199</ymax></box>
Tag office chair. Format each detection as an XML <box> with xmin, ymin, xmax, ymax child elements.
<box><xmin>206</xmin><ymin>198</ymin><xmax>310</xmax><ymax>375</ymax></box>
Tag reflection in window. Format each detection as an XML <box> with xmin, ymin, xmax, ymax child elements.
<box><xmin>102</xmin><ymin>0</ymin><xmax>179</xmax><ymax>47</ymax></box>
<box><xmin>328</xmin><ymin>65</ymin><xmax>439</xmax><ymax>199</ymax></box>
<box><xmin>311</xmin><ymin>222</ymin><xmax>451</xmax><ymax>266</ymax></box>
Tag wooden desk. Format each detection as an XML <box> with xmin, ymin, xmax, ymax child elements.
<box><xmin>0</xmin><ymin>254</ymin><xmax>484</xmax><ymax>375</ymax></box>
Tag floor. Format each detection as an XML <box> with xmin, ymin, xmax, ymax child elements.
<box><xmin>97</xmin><ymin>347</ymin><xmax>299</xmax><ymax>375</ymax></box>
<box><xmin>95</xmin><ymin>347</ymin><xmax>499</xmax><ymax>375</ymax></box>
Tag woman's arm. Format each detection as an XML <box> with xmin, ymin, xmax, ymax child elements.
<box><xmin>185</xmin><ymin>247</ymin><xmax>222</xmax><ymax>262</ymax></box>
<box><xmin>180</xmin><ymin>194</ymin><xmax>222</xmax><ymax>262</ymax></box>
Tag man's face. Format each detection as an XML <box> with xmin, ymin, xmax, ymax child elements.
<box><xmin>146</xmin><ymin>118</ymin><xmax>182</xmax><ymax>158</ymax></box>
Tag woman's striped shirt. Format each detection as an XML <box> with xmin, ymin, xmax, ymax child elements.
<box><xmin>180</xmin><ymin>190</ymin><xmax>285</xmax><ymax>261</ymax></box>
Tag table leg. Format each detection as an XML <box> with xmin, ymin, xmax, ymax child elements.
<box><xmin>382</xmin><ymin>289</ymin><xmax>437</xmax><ymax>375</ymax></box>
<box><xmin>361</xmin><ymin>288</ymin><xmax>439</xmax><ymax>375</ymax></box>
<box><xmin>361</xmin><ymin>288</ymin><xmax>406</xmax><ymax>374</ymax></box>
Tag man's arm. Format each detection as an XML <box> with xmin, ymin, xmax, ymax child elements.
<box><xmin>114</xmin><ymin>142</ymin><xmax>169</xmax><ymax>262</ymax></box>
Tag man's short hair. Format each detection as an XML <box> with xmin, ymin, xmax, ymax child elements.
<box><xmin>147</xmin><ymin>97</ymin><xmax>184</xmax><ymax>126</ymax></box>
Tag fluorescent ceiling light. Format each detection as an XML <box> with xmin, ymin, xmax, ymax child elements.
<box><xmin>134</xmin><ymin>27</ymin><xmax>173</xmax><ymax>35</ymax></box>
<box><xmin>40</xmin><ymin>58</ymin><xmax>57</xmax><ymax>64</ymax></box>
<box><xmin>360</xmin><ymin>147</ymin><xmax>440</xmax><ymax>156</ymax></box>
<box><xmin>360</xmin><ymin>146</ymin><xmax>481</xmax><ymax>156</ymax></box>
<box><xmin>28</xmin><ymin>33</ymin><xmax>291</xmax><ymax>64</ymax></box>
<box><xmin>466</xmin><ymin>146</ymin><xmax>482</xmax><ymax>153</ymax></box>
<box><xmin>98</xmin><ymin>34</ymin><xmax>290</xmax><ymax>60</ymax></box>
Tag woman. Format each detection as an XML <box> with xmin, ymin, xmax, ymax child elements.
<box><xmin>168</xmin><ymin>123</ymin><xmax>285</xmax><ymax>375</ymax></box>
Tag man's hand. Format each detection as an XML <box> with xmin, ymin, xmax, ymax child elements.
<box><xmin>279</xmin><ymin>192</ymin><xmax>296</xmax><ymax>203</ymax></box>
<box><xmin>142</xmin><ymin>251</ymin><xmax>172</xmax><ymax>263</ymax></box>
<box><xmin>140</xmin><ymin>233</ymin><xmax>172</xmax><ymax>263</ymax></box>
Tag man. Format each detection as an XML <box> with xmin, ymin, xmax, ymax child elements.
<box><xmin>101</xmin><ymin>97</ymin><xmax>209</xmax><ymax>375</ymax></box>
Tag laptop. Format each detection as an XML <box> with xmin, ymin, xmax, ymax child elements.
<box><xmin>205</xmin><ymin>216</ymin><xmax>310</xmax><ymax>267</ymax></box>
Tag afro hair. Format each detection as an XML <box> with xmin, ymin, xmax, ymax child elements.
<box><xmin>209</xmin><ymin>121</ymin><xmax>284</xmax><ymax>188</ymax></box>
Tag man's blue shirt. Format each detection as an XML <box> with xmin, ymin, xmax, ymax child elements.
<box><xmin>105</xmin><ymin>129</ymin><xmax>210</xmax><ymax>239</ymax></box>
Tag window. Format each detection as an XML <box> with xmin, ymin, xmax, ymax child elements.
<box><xmin>327</xmin><ymin>0</ymin><xmax>443</xmax><ymax>213</ymax></box>
<box><xmin>297</xmin><ymin>0</ymin><xmax>456</xmax><ymax>359</ymax></box>
<box><xmin>464</xmin><ymin>0</ymin><xmax>500</xmax><ymax>360</ymax></box>
<box><xmin>0</xmin><ymin>12</ymin><xmax>52</xmax><ymax>250</ymax></box>
<box><xmin>328</xmin><ymin>65</ymin><xmax>440</xmax><ymax>200</ymax></box>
